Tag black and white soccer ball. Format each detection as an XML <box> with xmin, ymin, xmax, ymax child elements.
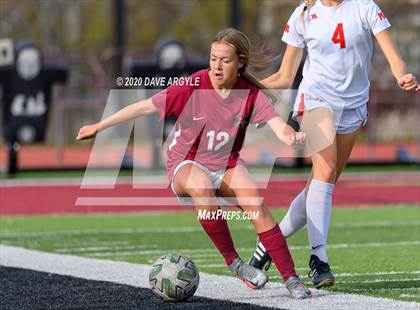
<box><xmin>149</xmin><ymin>253</ymin><xmax>199</xmax><ymax>302</ymax></box>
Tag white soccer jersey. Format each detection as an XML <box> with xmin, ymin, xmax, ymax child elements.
<box><xmin>282</xmin><ymin>0</ymin><xmax>391</xmax><ymax>110</ymax></box>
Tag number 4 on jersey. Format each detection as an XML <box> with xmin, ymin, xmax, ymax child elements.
<box><xmin>332</xmin><ymin>23</ymin><xmax>346</xmax><ymax>49</ymax></box>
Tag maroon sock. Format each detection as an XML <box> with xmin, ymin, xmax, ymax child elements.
<box><xmin>199</xmin><ymin>218</ymin><xmax>239</xmax><ymax>265</ymax></box>
<box><xmin>258</xmin><ymin>225</ymin><xmax>297</xmax><ymax>281</ymax></box>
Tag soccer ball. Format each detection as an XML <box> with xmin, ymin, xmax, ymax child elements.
<box><xmin>149</xmin><ymin>253</ymin><xmax>199</xmax><ymax>302</ymax></box>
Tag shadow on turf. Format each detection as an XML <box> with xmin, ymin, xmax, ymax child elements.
<box><xmin>0</xmin><ymin>266</ymin><xmax>282</xmax><ymax>310</ymax></box>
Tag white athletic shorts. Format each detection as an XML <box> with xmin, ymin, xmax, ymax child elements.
<box><xmin>293</xmin><ymin>94</ymin><xmax>368</xmax><ymax>134</ymax></box>
<box><xmin>170</xmin><ymin>160</ymin><xmax>231</xmax><ymax>206</ymax></box>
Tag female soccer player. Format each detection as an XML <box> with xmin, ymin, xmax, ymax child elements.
<box><xmin>77</xmin><ymin>28</ymin><xmax>311</xmax><ymax>299</ymax></box>
<box><xmin>249</xmin><ymin>0</ymin><xmax>419</xmax><ymax>289</ymax></box>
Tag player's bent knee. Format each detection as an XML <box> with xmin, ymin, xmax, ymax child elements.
<box><xmin>313</xmin><ymin>166</ymin><xmax>336</xmax><ymax>183</ymax></box>
<box><xmin>187</xmin><ymin>188</ymin><xmax>220</xmax><ymax>208</ymax></box>
<box><xmin>187</xmin><ymin>187</ymin><xmax>213</xmax><ymax>198</ymax></box>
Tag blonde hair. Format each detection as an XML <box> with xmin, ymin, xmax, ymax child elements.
<box><xmin>300</xmin><ymin>0</ymin><xmax>316</xmax><ymax>17</ymax></box>
<box><xmin>212</xmin><ymin>28</ymin><xmax>278</xmax><ymax>104</ymax></box>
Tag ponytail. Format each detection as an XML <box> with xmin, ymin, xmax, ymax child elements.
<box><xmin>240</xmin><ymin>71</ymin><xmax>279</xmax><ymax>105</ymax></box>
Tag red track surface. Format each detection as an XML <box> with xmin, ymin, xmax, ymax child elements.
<box><xmin>0</xmin><ymin>142</ymin><xmax>418</xmax><ymax>168</ymax></box>
<box><xmin>1</xmin><ymin>175</ymin><xmax>418</xmax><ymax>216</ymax></box>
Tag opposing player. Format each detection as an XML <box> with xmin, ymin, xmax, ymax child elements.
<box><xmin>249</xmin><ymin>0</ymin><xmax>419</xmax><ymax>289</ymax></box>
<box><xmin>77</xmin><ymin>28</ymin><xmax>311</xmax><ymax>299</ymax></box>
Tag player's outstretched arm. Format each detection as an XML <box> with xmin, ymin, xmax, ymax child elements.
<box><xmin>76</xmin><ymin>98</ymin><xmax>157</xmax><ymax>140</ymax></box>
<box><xmin>261</xmin><ymin>45</ymin><xmax>303</xmax><ymax>89</ymax></box>
<box><xmin>375</xmin><ymin>29</ymin><xmax>420</xmax><ymax>92</ymax></box>
<box><xmin>267</xmin><ymin>117</ymin><xmax>305</xmax><ymax>147</ymax></box>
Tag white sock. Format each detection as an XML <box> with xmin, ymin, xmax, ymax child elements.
<box><xmin>279</xmin><ymin>190</ymin><xmax>307</xmax><ymax>238</ymax></box>
<box><xmin>306</xmin><ymin>179</ymin><xmax>334</xmax><ymax>263</ymax></box>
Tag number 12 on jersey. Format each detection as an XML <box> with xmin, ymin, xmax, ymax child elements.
<box><xmin>207</xmin><ymin>130</ymin><xmax>229</xmax><ymax>151</ymax></box>
<box><xmin>332</xmin><ymin>23</ymin><xmax>346</xmax><ymax>49</ymax></box>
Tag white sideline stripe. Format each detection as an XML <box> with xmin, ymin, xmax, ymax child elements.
<box><xmin>49</xmin><ymin>241</ymin><xmax>420</xmax><ymax>256</ymax></box>
<box><xmin>401</xmin><ymin>294</ymin><xmax>420</xmax><ymax>298</ymax></box>
<box><xmin>337</xmin><ymin>278</ymin><xmax>420</xmax><ymax>284</ymax></box>
<box><xmin>81</xmin><ymin>247</ymin><xmax>251</xmax><ymax>256</ymax></box>
<box><xmin>62</xmin><ymin>241</ymin><xmax>132</xmax><ymax>248</ymax></box>
<box><xmin>54</xmin><ymin>245</ymin><xmax>157</xmax><ymax>253</ymax></box>
<box><xmin>331</xmin><ymin>221</ymin><xmax>420</xmax><ymax>228</ymax></box>
<box><xmin>81</xmin><ymin>250</ymin><xmax>221</xmax><ymax>257</ymax></box>
<box><xmin>335</xmin><ymin>271</ymin><xmax>420</xmax><ymax>277</ymax></box>
<box><xmin>1</xmin><ymin>245</ymin><xmax>419</xmax><ymax>310</ymax></box>
<box><xmin>2</xmin><ymin>220</ymin><xmax>419</xmax><ymax>237</ymax></box>
<box><xmin>271</xmin><ymin>271</ymin><xmax>420</xmax><ymax>281</ymax></box>
<box><xmin>351</xmin><ymin>287</ymin><xmax>420</xmax><ymax>292</ymax></box>
<box><xmin>319</xmin><ymin>240</ymin><xmax>420</xmax><ymax>249</ymax></box>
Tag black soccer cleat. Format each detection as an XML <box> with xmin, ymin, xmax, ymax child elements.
<box><xmin>248</xmin><ymin>240</ymin><xmax>272</xmax><ymax>272</ymax></box>
<box><xmin>308</xmin><ymin>254</ymin><xmax>335</xmax><ymax>289</ymax></box>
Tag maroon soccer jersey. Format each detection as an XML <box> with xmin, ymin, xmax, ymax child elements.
<box><xmin>152</xmin><ymin>69</ymin><xmax>278</xmax><ymax>180</ymax></box>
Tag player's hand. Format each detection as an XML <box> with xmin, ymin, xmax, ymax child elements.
<box><xmin>76</xmin><ymin>123</ymin><xmax>100</xmax><ymax>140</ymax></box>
<box><xmin>283</xmin><ymin>124</ymin><xmax>306</xmax><ymax>147</ymax></box>
<box><xmin>397</xmin><ymin>74</ymin><xmax>420</xmax><ymax>92</ymax></box>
